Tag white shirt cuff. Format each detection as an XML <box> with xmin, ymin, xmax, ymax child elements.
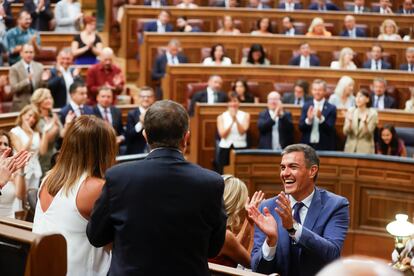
<box><xmin>261</xmin><ymin>239</ymin><xmax>277</xmax><ymax>261</ymax></box>
<box><xmin>305</xmin><ymin>118</ymin><xmax>312</xmax><ymax>125</ymax></box>
<box><xmin>318</xmin><ymin>116</ymin><xmax>325</xmax><ymax>124</ymax></box>
<box><xmin>135</xmin><ymin>122</ymin><xmax>143</xmax><ymax>133</ymax></box>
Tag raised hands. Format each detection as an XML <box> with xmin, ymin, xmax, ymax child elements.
<box><xmin>0</xmin><ymin>150</ymin><xmax>30</xmax><ymax>188</ymax></box>
<box><xmin>275</xmin><ymin>192</ymin><xmax>294</xmax><ymax>230</ymax></box>
<box><xmin>307</xmin><ymin>105</ymin><xmax>314</xmax><ymax>121</ymax></box>
<box><xmin>245</xmin><ymin>191</ymin><xmax>265</xmax><ymax>224</ymax></box>
<box><xmin>247</xmin><ymin>205</ymin><xmax>278</xmax><ymax>246</ymax></box>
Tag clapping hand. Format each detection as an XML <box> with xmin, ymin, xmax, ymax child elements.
<box><xmin>113</xmin><ymin>74</ymin><xmax>123</xmax><ymax>86</ymax></box>
<box><xmin>316</xmin><ymin>109</ymin><xmax>322</xmax><ymax>120</ymax></box>
<box><xmin>275</xmin><ymin>192</ymin><xmax>294</xmax><ymax>230</ymax></box>
<box><xmin>245</xmin><ymin>191</ymin><xmax>265</xmax><ymax>224</ymax></box>
<box><xmin>307</xmin><ymin>106</ymin><xmax>314</xmax><ymax>121</ymax></box>
<box><xmin>247</xmin><ymin>205</ymin><xmax>278</xmax><ymax>246</ymax></box>
<box><xmin>42</xmin><ymin>69</ymin><xmax>51</xmax><ymax>81</ymax></box>
<box><xmin>65</xmin><ymin>110</ymin><xmax>76</xmax><ymax>125</ymax></box>
<box><xmin>0</xmin><ymin>149</ymin><xmax>30</xmax><ymax>188</ymax></box>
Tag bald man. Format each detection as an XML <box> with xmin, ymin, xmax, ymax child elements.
<box><xmin>257</xmin><ymin>91</ymin><xmax>294</xmax><ymax>150</ymax></box>
<box><xmin>86</xmin><ymin>47</ymin><xmax>125</xmax><ymax>105</ymax></box>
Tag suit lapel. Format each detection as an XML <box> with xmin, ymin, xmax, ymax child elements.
<box><xmin>303</xmin><ymin>188</ymin><xmax>322</xmax><ymax>230</ymax></box>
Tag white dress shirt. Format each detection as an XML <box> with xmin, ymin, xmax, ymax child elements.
<box><xmin>58</xmin><ymin>66</ymin><xmax>74</xmax><ymax>104</ymax></box>
<box><xmin>354</xmin><ymin>5</ymin><xmax>363</xmax><ymax>13</ymax></box>
<box><xmin>262</xmin><ymin>190</ymin><xmax>315</xmax><ymax>260</ymax></box>
<box><xmin>207</xmin><ymin>86</ymin><xmax>216</xmax><ymax>104</ymax></box>
<box><xmin>285</xmin><ymin>28</ymin><xmax>295</xmax><ymax>36</ymax></box>
<box><xmin>166</xmin><ymin>52</ymin><xmax>179</xmax><ymax>65</ymax></box>
<box><xmin>268</xmin><ymin>110</ymin><xmax>281</xmax><ymax>150</ymax></box>
<box><xmin>69</xmin><ymin>100</ymin><xmax>83</xmax><ymax>117</ymax></box>
<box><xmin>306</xmin><ymin>99</ymin><xmax>326</xmax><ymax>144</ymax></box>
<box><xmin>299</xmin><ymin>55</ymin><xmax>310</xmax><ymax>68</ymax></box>
<box><xmin>285</xmin><ymin>2</ymin><xmax>294</xmax><ymax>11</ymax></box>
<box><xmin>134</xmin><ymin>106</ymin><xmax>147</xmax><ymax>133</ymax></box>
<box><xmin>156</xmin><ymin>20</ymin><xmax>166</xmax><ymax>33</ymax></box>
<box><xmin>370</xmin><ymin>59</ymin><xmax>382</xmax><ymax>70</ymax></box>
<box><xmin>373</xmin><ymin>95</ymin><xmax>385</xmax><ymax>110</ymax></box>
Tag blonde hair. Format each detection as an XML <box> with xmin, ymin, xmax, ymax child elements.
<box><xmin>308</xmin><ymin>17</ymin><xmax>325</xmax><ymax>33</ymax></box>
<box><xmin>43</xmin><ymin>116</ymin><xmax>117</xmax><ymax>196</ymax></box>
<box><xmin>380</xmin><ymin>19</ymin><xmax>398</xmax><ymax>35</ymax></box>
<box><xmin>334</xmin><ymin>76</ymin><xmax>354</xmax><ymax>98</ymax></box>
<box><xmin>30</xmin><ymin>88</ymin><xmax>54</xmax><ymax>112</ymax></box>
<box><xmin>15</xmin><ymin>104</ymin><xmax>40</xmax><ymax>131</ymax></box>
<box><xmin>222</xmin><ymin>175</ymin><xmax>248</xmax><ymax>232</ymax></box>
<box><xmin>338</xmin><ymin>47</ymin><xmax>354</xmax><ymax>69</ymax></box>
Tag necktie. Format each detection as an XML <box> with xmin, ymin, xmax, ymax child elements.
<box><xmin>310</xmin><ymin>104</ymin><xmax>320</xmax><ymax>144</ymax></box>
<box><xmin>103</xmin><ymin>108</ymin><xmax>109</xmax><ymax>123</ymax></box>
<box><xmin>213</xmin><ymin>92</ymin><xmax>218</xmax><ymax>103</ymax></box>
<box><xmin>296</xmin><ymin>98</ymin><xmax>301</xmax><ymax>105</ymax></box>
<box><xmin>289</xmin><ymin>202</ymin><xmax>305</xmax><ymax>276</ymax></box>
<box><xmin>79</xmin><ymin>106</ymin><xmax>84</xmax><ymax>115</ymax></box>
<box><xmin>375</xmin><ymin>61</ymin><xmax>379</xmax><ymax>70</ymax></box>
<box><xmin>373</xmin><ymin>97</ymin><xmax>379</xmax><ymax>108</ymax></box>
<box><xmin>409</xmin><ymin>64</ymin><xmax>412</xmax><ymax>72</ymax></box>
<box><xmin>27</xmin><ymin>66</ymin><xmax>34</xmax><ymax>93</ymax></box>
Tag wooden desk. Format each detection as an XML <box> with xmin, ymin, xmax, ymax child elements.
<box><xmin>138</xmin><ymin>32</ymin><xmax>411</xmax><ymax>84</ymax></box>
<box><xmin>123</xmin><ymin>7</ymin><xmax>413</xmax><ymax>77</ymax></box>
<box><xmin>39</xmin><ymin>32</ymin><xmax>78</xmax><ymax>52</ymax></box>
<box><xmin>189</xmin><ymin>103</ymin><xmax>414</xmax><ymax>170</ymax></box>
<box><xmin>226</xmin><ymin>149</ymin><xmax>414</xmax><ymax>259</ymax></box>
<box><xmin>162</xmin><ymin>65</ymin><xmax>414</xmax><ymax>109</ymax></box>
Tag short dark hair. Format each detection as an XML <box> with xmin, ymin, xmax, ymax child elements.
<box><xmin>144</xmin><ymin>100</ymin><xmax>189</xmax><ymax>149</ymax></box>
<box><xmin>69</xmin><ymin>80</ymin><xmax>86</xmax><ymax>94</ymax></box>
<box><xmin>247</xmin><ymin>43</ymin><xmax>266</xmax><ymax>64</ymax></box>
<box><xmin>357</xmin><ymin>88</ymin><xmax>371</xmax><ymax>107</ymax></box>
<box><xmin>294</xmin><ymin>79</ymin><xmax>309</xmax><ymax>95</ymax></box>
<box><xmin>18</xmin><ymin>9</ymin><xmax>30</xmax><ymax>19</ymax></box>
<box><xmin>371</xmin><ymin>44</ymin><xmax>384</xmax><ymax>52</ymax></box>
<box><xmin>282</xmin><ymin>144</ymin><xmax>319</xmax><ymax>180</ymax></box>
<box><xmin>97</xmin><ymin>86</ymin><xmax>113</xmax><ymax>95</ymax></box>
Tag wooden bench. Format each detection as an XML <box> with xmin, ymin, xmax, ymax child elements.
<box><xmin>189</xmin><ymin>103</ymin><xmax>414</xmax><ymax>170</ymax></box>
<box><xmin>162</xmin><ymin>65</ymin><xmax>414</xmax><ymax>110</ymax></box>
<box><xmin>0</xmin><ymin>218</ymin><xmax>66</xmax><ymax>275</ymax></box>
<box><xmin>226</xmin><ymin>149</ymin><xmax>414</xmax><ymax>260</ymax></box>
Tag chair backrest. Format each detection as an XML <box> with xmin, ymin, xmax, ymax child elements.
<box><xmin>273</xmin><ymin>82</ymin><xmax>294</xmax><ymax>95</ymax></box>
<box><xmin>186</xmin><ymin>82</ymin><xmax>208</xmax><ymax>109</ymax></box>
<box><xmin>34</xmin><ymin>47</ymin><xmax>57</xmax><ymax>66</ymax></box>
<box><xmin>187</xmin><ymin>18</ymin><xmax>205</xmax><ymax>32</ymax></box>
<box><xmin>365</xmin><ymin>51</ymin><xmax>395</xmax><ymax>69</ymax></box>
<box><xmin>395</xmin><ymin>127</ymin><xmax>414</xmax><ymax>157</ymax></box>
<box><xmin>293</xmin><ymin>22</ymin><xmax>306</xmax><ymax>35</ymax></box>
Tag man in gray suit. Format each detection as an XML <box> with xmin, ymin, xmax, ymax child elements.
<box><xmin>9</xmin><ymin>43</ymin><xmax>48</xmax><ymax>111</ymax></box>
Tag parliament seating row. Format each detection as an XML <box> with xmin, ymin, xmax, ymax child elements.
<box><xmin>161</xmin><ymin>65</ymin><xmax>414</xmax><ymax>110</ymax></box>
<box><xmin>120</xmin><ymin>6</ymin><xmax>413</xmax><ymax>68</ymax></box>
<box><xmin>188</xmin><ymin>103</ymin><xmax>414</xmax><ymax>170</ymax></box>
<box><xmin>226</xmin><ymin>149</ymin><xmax>414</xmax><ymax>260</ymax></box>
<box><xmin>136</xmin><ymin>32</ymin><xmax>412</xmax><ymax>83</ymax></box>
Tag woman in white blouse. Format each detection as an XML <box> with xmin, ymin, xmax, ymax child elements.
<box><xmin>329</xmin><ymin>76</ymin><xmax>356</xmax><ymax>109</ymax></box>
<box><xmin>330</xmin><ymin>47</ymin><xmax>357</xmax><ymax>70</ymax></box>
<box><xmin>251</xmin><ymin>17</ymin><xmax>273</xmax><ymax>36</ymax></box>
<box><xmin>405</xmin><ymin>87</ymin><xmax>414</xmax><ymax>112</ymax></box>
<box><xmin>378</xmin><ymin>19</ymin><xmax>402</xmax><ymax>41</ymax></box>
<box><xmin>215</xmin><ymin>92</ymin><xmax>250</xmax><ymax>174</ymax></box>
<box><xmin>202</xmin><ymin>44</ymin><xmax>232</xmax><ymax>66</ymax></box>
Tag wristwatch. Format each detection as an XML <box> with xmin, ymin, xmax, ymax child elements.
<box><xmin>287</xmin><ymin>221</ymin><xmax>300</xmax><ymax>236</ymax></box>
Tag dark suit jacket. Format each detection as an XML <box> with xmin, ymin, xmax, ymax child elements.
<box><xmin>58</xmin><ymin>104</ymin><xmax>94</xmax><ymax>125</ymax></box>
<box><xmin>125</xmin><ymin>107</ymin><xmax>148</xmax><ymax>154</ymax></box>
<box><xmin>188</xmin><ymin>89</ymin><xmax>228</xmax><ymax>116</ymax></box>
<box><xmin>151</xmin><ymin>53</ymin><xmax>188</xmax><ymax>81</ymax></box>
<box><xmin>24</xmin><ymin>0</ymin><xmax>53</xmax><ymax>31</ymax></box>
<box><xmin>251</xmin><ymin>187</ymin><xmax>349</xmax><ymax>275</ymax></box>
<box><xmin>308</xmin><ymin>2</ymin><xmax>339</xmax><ymax>10</ymax></box>
<box><xmin>370</xmin><ymin>94</ymin><xmax>396</xmax><ymax>109</ymax></box>
<box><xmin>345</xmin><ymin>5</ymin><xmax>370</xmax><ymax>12</ymax></box>
<box><xmin>143</xmin><ymin>21</ymin><xmax>174</xmax><ymax>32</ymax></box>
<box><xmin>277</xmin><ymin>2</ymin><xmax>302</xmax><ymax>9</ymax></box>
<box><xmin>47</xmin><ymin>67</ymin><xmax>78</xmax><ymax>108</ymax></box>
<box><xmin>400</xmin><ymin>63</ymin><xmax>414</xmax><ymax>71</ymax></box>
<box><xmin>143</xmin><ymin>0</ymin><xmax>167</xmax><ymax>5</ymax></box>
<box><xmin>288</xmin><ymin>55</ymin><xmax>320</xmax><ymax>66</ymax></box>
<box><xmin>257</xmin><ymin>109</ymin><xmax>294</xmax><ymax>149</ymax></box>
<box><xmin>2</xmin><ymin>0</ymin><xmax>13</xmax><ymax>29</ymax></box>
<box><xmin>282</xmin><ymin>93</ymin><xmax>312</xmax><ymax>105</ymax></box>
<box><xmin>93</xmin><ymin>105</ymin><xmax>124</xmax><ymax>137</ymax></box>
<box><xmin>246</xmin><ymin>3</ymin><xmax>271</xmax><ymax>9</ymax></box>
<box><xmin>340</xmin><ymin>27</ymin><xmax>366</xmax><ymax>37</ymax></box>
<box><xmin>86</xmin><ymin>148</ymin><xmax>227</xmax><ymax>276</ymax></box>
<box><xmin>299</xmin><ymin>101</ymin><xmax>337</xmax><ymax>150</ymax></box>
<box><xmin>362</xmin><ymin>59</ymin><xmax>392</xmax><ymax>70</ymax></box>
<box><xmin>398</xmin><ymin>8</ymin><xmax>414</xmax><ymax>14</ymax></box>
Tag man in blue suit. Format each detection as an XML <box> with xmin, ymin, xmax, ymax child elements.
<box><xmin>143</xmin><ymin>10</ymin><xmax>174</xmax><ymax>33</ymax></box>
<box><xmin>87</xmin><ymin>100</ymin><xmax>227</xmax><ymax>275</ymax></box>
<box><xmin>299</xmin><ymin>79</ymin><xmax>336</xmax><ymax>151</ymax></box>
<box><xmin>152</xmin><ymin>39</ymin><xmax>188</xmax><ymax>82</ymax></box>
<box><xmin>248</xmin><ymin>144</ymin><xmax>349</xmax><ymax>276</ymax></box>
<box><xmin>399</xmin><ymin>47</ymin><xmax>414</xmax><ymax>72</ymax></box>
<box><xmin>278</xmin><ymin>0</ymin><xmax>302</xmax><ymax>10</ymax></box>
<box><xmin>289</xmin><ymin>43</ymin><xmax>320</xmax><ymax>68</ymax></box>
<box><xmin>363</xmin><ymin>44</ymin><xmax>392</xmax><ymax>70</ymax></box>
<box><xmin>308</xmin><ymin>0</ymin><xmax>339</xmax><ymax>11</ymax></box>
<box><xmin>258</xmin><ymin>91</ymin><xmax>294</xmax><ymax>150</ymax></box>
<box><xmin>340</xmin><ymin>15</ymin><xmax>366</xmax><ymax>38</ymax></box>
<box><xmin>398</xmin><ymin>0</ymin><xmax>414</xmax><ymax>14</ymax></box>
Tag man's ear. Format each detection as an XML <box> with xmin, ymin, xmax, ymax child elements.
<box><xmin>309</xmin><ymin>165</ymin><xmax>318</xmax><ymax>179</ymax></box>
<box><xmin>143</xmin><ymin>129</ymin><xmax>148</xmax><ymax>143</ymax></box>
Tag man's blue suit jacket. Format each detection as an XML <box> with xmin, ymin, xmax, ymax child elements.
<box><xmin>278</xmin><ymin>3</ymin><xmax>302</xmax><ymax>9</ymax></box>
<box><xmin>299</xmin><ymin>101</ymin><xmax>337</xmax><ymax>150</ymax></box>
<box><xmin>251</xmin><ymin>187</ymin><xmax>350</xmax><ymax>276</ymax></box>
<box><xmin>125</xmin><ymin>107</ymin><xmax>148</xmax><ymax>154</ymax></box>
<box><xmin>362</xmin><ymin>59</ymin><xmax>392</xmax><ymax>70</ymax></box>
<box><xmin>308</xmin><ymin>2</ymin><xmax>339</xmax><ymax>10</ymax></box>
<box><xmin>143</xmin><ymin>21</ymin><xmax>174</xmax><ymax>32</ymax></box>
<box><xmin>340</xmin><ymin>28</ymin><xmax>366</xmax><ymax>37</ymax></box>
<box><xmin>152</xmin><ymin>53</ymin><xmax>188</xmax><ymax>81</ymax></box>
<box><xmin>288</xmin><ymin>55</ymin><xmax>320</xmax><ymax>67</ymax></box>
<box><xmin>257</xmin><ymin>109</ymin><xmax>294</xmax><ymax>149</ymax></box>
<box><xmin>59</xmin><ymin>104</ymin><xmax>94</xmax><ymax>125</ymax></box>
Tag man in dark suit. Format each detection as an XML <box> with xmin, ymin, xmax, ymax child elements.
<box><xmin>246</xmin><ymin>0</ymin><xmax>271</xmax><ymax>9</ymax></box>
<box><xmin>143</xmin><ymin>0</ymin><xmax>167</xmax><ymax>6</ymax></box>
<box><xmin>143</xmin><ymin>10</ymin><xmax>173</xmax><ymax>33</ymax></box>
<box><xmin>93</xmin><ymin>86</ymin><xmax>125</xmax><ymax>145</ymax></box>
<box><xmin>399</xmin><ymin>0</ymin><xmax>414</xmax><ymax>14</ymax></box>
<box><xmin>308</xmin><ymin>0</ymin><xmax>339</xmax><ymax>11</ymax></box>
<box><xmin>282</xmin><ymin>79</ymin><xmax>312</xmax><ymax>106</ymax></box>
<box><xmin>363</xmin><ymin>44</ymin><xmax>392</xmax><ymax>70</ymax></box>
<box><xmin>59</xmin><ymin>80</ymin><xmax>94</xmax><ymax>126</ymax></box>
<box><xmin>24</xmin><ymin>0</ymin><xmax>53</xmax><ymax>31</ymax></box>
<box><xmin>340</xmin><ymin>15</ymin><xmax>366</xmax><ymax>38</ymax></box>
<box><xmin>372</xmin><ymin>0</ymin><xmax>394</xmax><ymax>13</ymax></box>
<box><xmin>125</xmin><ymin>86</ymin><xmax>156</xmax><ymax>154</ymax></box>
<box><xmin>278</xmin><ymin>0</ymin><xmax>302</xmax><ymax>10</ymax></box>
<box><xmin>189</xmin><ymin>75</ymin><xmax>228</xmax><ymax>116</ymax></box>
<box><xmin>346</xmin><ymin>0</ymin><xmax>370</xmax><ymax>12</ymax></box>
<box><xmin>371</xmin><ymin>77</ymin><xmax>396</xmax><ymax>110</ymax></box>
<box><xmin>299</xmin><ymin>79</ymin><xmax>337</xmax><ymax>151</ymax></box>
<box><xmin>152</xmin><ymin>39</ymin><xmax>188</xmax><ymax>82</ymax></box>
<box><xmin>87</xmin><ymin>100</ymin><xmax>227</xmax><ymax>276</ymax></box>
<box><xmin>48</xmin><ymin>48</ymin><xmax>81</xmax><ymax>108</ymax></box>
<box><xmin>281</xmin><ymin>16</ymin><xmax>297</xmax><ymax>36</ymax></box>
<box><xmin>248</xmin><ymin>144</ymin><xmax>349</xmax><ymax>275</ymax></box>
<box><xmin>289</xmin><ymin>43</ymin><xmax>320</xmax><ymax>68</ymax></box>
<box><xmin>258</xmin><ymin>91</ymin><xmax>294</xmax><ymax>150</ymax></box>
<box><xmin>400</xmin><ymin>47</ymin><xmax>414</xmax><ymax>72</ymax></box>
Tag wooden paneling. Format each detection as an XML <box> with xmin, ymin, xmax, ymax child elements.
<box><xmin>189</xmin><ymin>104</ymin><xmax>414</xmax><ymax>171</ymax></box>
<box><xmin>228</xmin><ymin>150</ymin><xmax>414</xmax><ymax>259</ymax></box>
<box><xmin>163</xmin><ymin>65</ymin><xmax>414</xmax><ymax>110</ymax></box>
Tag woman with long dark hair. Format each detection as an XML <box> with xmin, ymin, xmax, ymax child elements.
<box><xmin>230</xmin><ymin>79</ymin><xmax>255</xmax><ymax>103</ymax></box>
<box><xmin>241</xmin><ymin>43</ymin><xmax>270</xmax><ymax>65</ymax></box>
<box><xmin>376</xmin><ymin>124</ymin><xmax>407</xmax><ymax>157</ymax></box>
<box><xmin>202</xmin><ymin>44</ymin><xmax>232</xmax><ymax>66</ymax></box>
